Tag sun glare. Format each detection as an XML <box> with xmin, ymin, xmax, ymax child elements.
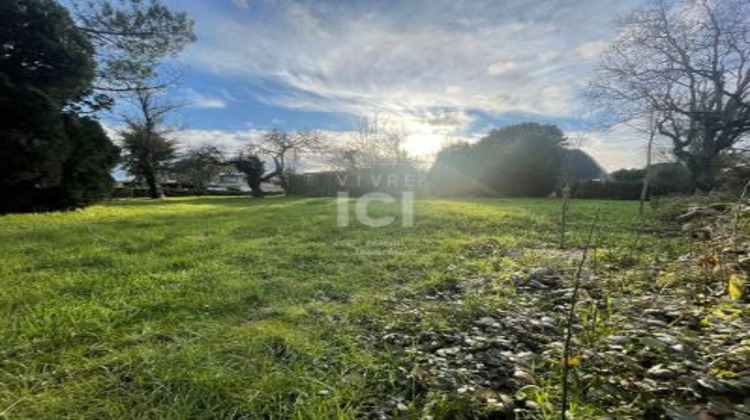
<box><xmin>404</xmin><ymin>131</ymin><xmax>446</xmax><ymax>159</ymax></box>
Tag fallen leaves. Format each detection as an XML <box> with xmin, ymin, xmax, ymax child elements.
<box><xmin>729</xmin><ymin>273</ymin><xmax>747</xmax><ymax>300</ymax></box>
<box><xmin>351</xmin><ymin>199</ymin><xmax>750</xmax><ymax>418</ymax></box>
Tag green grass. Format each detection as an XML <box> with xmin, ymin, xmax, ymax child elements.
<box><xmin>0</xmin><ymin>196</ymin><xmax>682</xmax><ymax>418</ymax></box>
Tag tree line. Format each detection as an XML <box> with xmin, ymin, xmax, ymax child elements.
<box><xmin>0</xmin><ymin>0</ymin><xmax>194</xmax><ymax>213</ymax></box>
<box><xmin>2</xmin><ymin>0</ymin><xmax>748</xmax><ymax>213</ymax></box>
<box><xmin>430</xmin><ymin>123</ymin><xmax>569</xmax><ymax>197</ymax></box>
<box><xmin>127</xmin><ymin>117</ymin><xmax>413</xmax><ymax>199</ymax></box>
<box><xmin>139</xmin><ymin>129</ymin><xmax>330</xmax><ymax>199</ymax></box>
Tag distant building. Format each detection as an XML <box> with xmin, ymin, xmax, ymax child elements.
<box><xmin>209</xmin><ymin>172</ymin><xmax>284</xmax><ymax>193</ymax></box>
<box><xmin>217</xmin><ymin>174</ymin><xmax>243</xmax><ymax>185</ymax></box>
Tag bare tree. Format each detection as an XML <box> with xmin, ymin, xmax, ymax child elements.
<box><xmin>329</xmin><ymin>116</ymin><xmax>413</xmax><ymax>170</ymax></box>
<box><xmin>120</xmin><ymin>87</ymin><xmax>181</xmax><ymax>198</ymax></box>
<box><xmin>245</xmin><ymin>129</ymin><xmax>328</xmax><ymax>194</ymax></box>
<box><xmin>171</xmin><ymin>145</ymin><xmax>227</xmax><ymax>190</ymax></box>
<box><xmin>590</xmin><ymin>0</ymin><xmax>750</xmax><ymax>190</ymax></box>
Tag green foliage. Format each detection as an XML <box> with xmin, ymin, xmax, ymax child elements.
<box><xmin>72</xmin><ymin>0</ymin><xmax>196</xmax><ymax>90</ymax></box>
<box><xmin>571</xmin><ymin>181</ymin><xmax>643</xmax><ymax>200</ymax></box>
<box><xmin>0</xmin><ymin>0</ymin><xmax>118</xmax><ymax>213</ymax></box>
<box><xmin>611</xmin><ymin>168</ymin><xmax>646</xmax><ymax>183</ymax></box>
<box><xmin>0</xmin><ymin>76</ymin><xmax>68</xmax><ymax>195</ymax></box>
<box><xmin>430</xmin><ymin>122</ymin><xmax>567</xmax><ymax>197</ymax></box>
<box><xmin>599</xmin><ymin>163</ymin><xmax>693</xmax><ymax>201</ymax></box>
<box><xmin>40</xmin><ymin>114</ymin><xmax>121</xmax><ymax>209</ymax></box>
<box><xmin>651</xmin><ymin>163</ymin><xmax>693</xmax><ymax>194</ymax></box>
<box><xmin>232</xmin><ymin>155</ymin><xmax>266</xmax><ymax>197</ymax></box>
<box><xmin>120</xmin><ymin>124</ymin><xmax>178</xmax><ymax>182</ymax></box>
<box><xmin>0</xmin><ymin>0</ymin><xmax>95</xmax><ymax>98</ymax></box>
<box><xmin>429</xmin><ymin>142</ymin><xmax>480</xmax><ymax>196</ymax></box>
<box><xmin>562</xmin><ymin>149</ymin><xmax>608</xmax><ymax>182</ymax></box>
<box><xmin>0</xmin><ymin>0</ymin><xmax>196</xmax><ymax>212</ymax></box>
<box><xmin>171</xmin><ymin>146</ymin><xmax>227</xmax><ymax>189</ymax></box>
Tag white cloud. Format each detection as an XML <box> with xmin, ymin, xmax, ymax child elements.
<box><xmin>178</xmin><ymin>0</ymin><xmax>655</xmax><ymax>169</ymax></box>
<box><xmin>487</xmin><ymin>60</ymin><xmax>521</xmax><ymax>76</ymax></box>
<box><xmin>185</xmin><ymin>0</ymin><xmax>637</xmax><ymax>120</ymax></box>
<box><xmin>181</xmin><ymin>89</ymin><xmax>228</xmax><ymax>109</ymax></box>
<box><xmin>176</xmin><ymin>128</ymin><xmax>261</xmax><ymax>152</ymax></box>
<box><xmin>574</xmin><ymin>40</ymin><xmax>609</xmax><ymax>58</ymax></box>
<box><xmin>446</xmin><ymin>85</ymin><xmax>462</xmax><ymax>94</ymax></box>
<box><xmin>230</xmin><ymin>0</ymin><xmax>249</xmax><ymax>10</ymax></box>
<box><xmin>285</xmin><ymin>3</ymin><xmax>330</xmax><ymax>38</ymax></box>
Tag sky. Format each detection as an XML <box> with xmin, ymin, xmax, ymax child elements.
<box><xmin>153</xmin><ymin>0</ymin><xmax>658</xmax><ymax>171</ymax></box>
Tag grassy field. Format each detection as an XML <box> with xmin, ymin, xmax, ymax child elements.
<box><xmin>0</xmin><ymin>196</ymin><xmax>687</xmax><ymax>418</ymax></box>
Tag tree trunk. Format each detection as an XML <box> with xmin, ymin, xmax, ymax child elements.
<box><xmin>261</xmin><ymin>170</ymin><xmax>284</xmax><ymax>194</ymax></box>
<box><xmin>144</xmin><ymin>170</ymin><xmax>164</xmax><ymax>199</ymax></box>
<box><xmin>248</xmin><ymin>181</ymin><xmax>264</xmax><ymax>198</ymax></box>
<box><xmin>687</xmin><ymin>154</ymin><xmax>716</xmax><ymax>192</ymax></box>
<box><xmin>640</xmin><ymin>114</ymin><xmax>656</xmax><ymax>218</ymax></box>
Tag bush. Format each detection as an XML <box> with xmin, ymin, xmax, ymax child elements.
<box><xmin>571</xmin><ymin>181</ymin><xmax>642</xmax><ymax>200</ymax></box>
<box><xmin>572</xmin><ymin>162</ymin><xmax>694</xmax><ymax>200</ymax></box>
<box><xmin>650</xmin><ymin>192</ymin><xmax>737</xmax><ymax>222</ymax></box>
<box><xmin>0</xmin><ymin>1</ymin><xmax>119</xmax><ymax>214</ymax></box>
<box><xmin>111</xmin><ymin>187</ymin><xmax>250</xmax><ymax>198</ymax></box>
<box><xmin>430</xmin><ymin>123</ymin><xmax>566</xmax><ymax>197</ymax></box>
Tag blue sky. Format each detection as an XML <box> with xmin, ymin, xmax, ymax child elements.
<box><xmin>150</xmin><ymin>0</ymin><xmax>655</xmax><ymax>170</ymax></box>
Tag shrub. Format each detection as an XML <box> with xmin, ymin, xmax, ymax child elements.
<box><xmin>570</xmin><ymin>181</ymin><xmax>642</xmax><ymax>200</ymax></box>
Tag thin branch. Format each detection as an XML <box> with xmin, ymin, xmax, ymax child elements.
<box><xmin>732</xmin><ymin>179</ymin><xmax>750</xmax><ymax>247</ymax></box>
<box><xmin>640</xmin><ymin>112</ymin><xmax>657</xmax><ymax>218</ymax></box>
<box><xmin>561</xmin><ymin>208</ymin><xmax>601</xmax><ymax>419</ymax></box>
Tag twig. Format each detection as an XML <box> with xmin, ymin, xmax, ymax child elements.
<box><xmin>560</xmin><ymin>184</ymin><xmax>571</xmax><ymax>249</ymax></box>
<box><xmin>639</xmin><ymin>112</ymin><xmax>656</xmax><ymax>219</ymax></box>
<box><xmin>561</xmin><ymin>208</ymin><xmax>601</xmax><ymax>419</ymax></box>
<box><xmin>731</xmin><ymin>179</ymin><xmax>750</xmax><ymax>248</ymax></box>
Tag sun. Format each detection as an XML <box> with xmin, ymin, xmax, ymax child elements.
<box><xmin>404</xmin><ymin>131</ymin><xmax>445</xmax><ymax>160</ymax></box>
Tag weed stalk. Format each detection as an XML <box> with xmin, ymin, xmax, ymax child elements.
<box><xmin>561</xmin><ymin>208</ymin><xmax>601</xmax><ymax>419</ymax></box>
